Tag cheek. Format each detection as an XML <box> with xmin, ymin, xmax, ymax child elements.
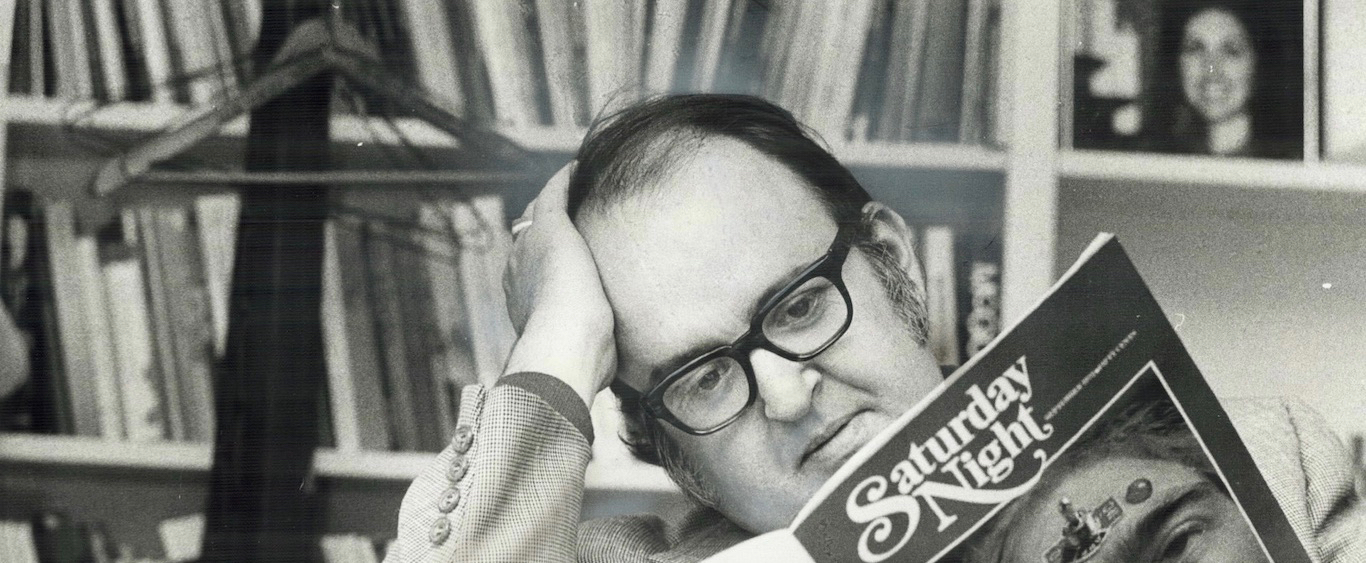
<box><xmin>1180</xmin><ymin>53</ymin><xmax>1203</xmax><ymax>88</ymax></box>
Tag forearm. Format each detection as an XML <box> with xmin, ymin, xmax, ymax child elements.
<box><xmin>386</xmin><ymin>379</ymin><xmax>593</xmax><ymax>562</ymax></box>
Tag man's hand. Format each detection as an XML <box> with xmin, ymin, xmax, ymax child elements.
<box><xmin>501</xmin><ymin>162</ymin><xmax>617</xmax><ymax>409</ymax></box>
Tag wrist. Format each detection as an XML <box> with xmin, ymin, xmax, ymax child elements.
<box><xmin>502</xmin><ymin>308</ymin><xmax>614</xmax><ymax>409</ymax></box>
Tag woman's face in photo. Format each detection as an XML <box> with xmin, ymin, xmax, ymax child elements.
<box><xmin>1179</xmin><ymin>9</ymin><xmax>1255</xmax><ymax>126</ymax></box>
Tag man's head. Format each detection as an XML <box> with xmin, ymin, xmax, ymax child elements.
<box><xmin>567</xmin><ymin>94</ymin><xmax>944</xmax><ymax>532</ymax></box>
<box><xmin>966</xmin><ymin>401</ymin><xmax>1269</xmax><ymax>563</ymax></box>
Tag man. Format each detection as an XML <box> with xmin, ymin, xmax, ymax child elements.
<box><xmin>385</xmin><ymin>95</ymin><xmax>1362</xmax><ymax>562</ymax></box>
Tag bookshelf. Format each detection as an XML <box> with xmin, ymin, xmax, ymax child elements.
<box><xmin>3</xmin><ymin>0</ymin><xmax>1363</xmax><ymax>560</ymax></box>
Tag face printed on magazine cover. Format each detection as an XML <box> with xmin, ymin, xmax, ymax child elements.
<box><xmin>580</xmin><ymin>138</ymin><xmax>945</xmax><ymax>533</ymax></box>
<box><xmin>1000</xmin><ymin>458</ymin><xmax>1269</xmax><ymax>563</ymax></box>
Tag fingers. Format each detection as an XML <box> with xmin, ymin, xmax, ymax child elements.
<box><xmin>534</xmin><ymin>161</ymin><xmax>577</xmax><ymax>221</ymax></box>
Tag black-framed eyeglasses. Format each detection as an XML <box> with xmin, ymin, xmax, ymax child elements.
<box><xmin>637</xmin><ymin>225</ymin><xmax>857</xmax><ymax>435</ymax></box>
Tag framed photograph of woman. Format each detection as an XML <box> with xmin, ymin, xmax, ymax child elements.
<box><xmin>1067</xmin><ymin>0</ymin><xmax>1309</xmax><ymax>160</ymax></box>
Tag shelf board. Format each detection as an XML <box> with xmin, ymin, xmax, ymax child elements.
<box><xmin>0</xmin><ymin>433</ymin><xmax>678</xmax><ymax>492</ymax></box>
<box><xmin>3</xmin><ymin>96</ymin><xmax>1004</xmax><ymax>171</ymax></box>
<box><xmin>1061</xmin><ymin>150</ymin><xmax>1366</xmax><ymax>193</ymax></box>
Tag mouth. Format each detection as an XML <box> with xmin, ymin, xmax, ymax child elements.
<box><xmin>800</xmin><ymin>410</ymin><xmax>869</xmax><ymax>468</ymax></box>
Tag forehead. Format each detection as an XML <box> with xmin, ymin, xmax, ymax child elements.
<box><xmin>579</xmin><ymin>138</ymin><xmax>838</xmax><ymax>381</ymax></box>
<box><xmin>1007</xmin><ymin>458</ymin><xmax>1203</xmax><ymax>559</ymax></box>
<box><xmin>1185</xmin><ymin>9</ymin><xmax>1249</xmax><ymax>41</ymax></box>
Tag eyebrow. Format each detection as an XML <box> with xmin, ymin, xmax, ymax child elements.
<box><xmin>1111</xmin><ymin>481</ymin><xmax>1221</xmax><ymax>560</ymax></box>
<box><xmin>643</xmin><ymin>259</ymin><xmax>817</xmax><ymax>389</ymax></box>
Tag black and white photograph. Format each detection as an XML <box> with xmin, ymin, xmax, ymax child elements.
<box><xmin>1069</xmin><ymin>0</ymin><xmax>1306</xmax><ymax>158</ymax></box>
<box><xmin>0</xmin><ymin>1</ymin><xmax>1362</xmax><ymax>562</ymax></box>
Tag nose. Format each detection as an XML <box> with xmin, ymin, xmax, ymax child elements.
<box><xmin>750</xmin><ymin>348</ymin><xmax>821</xmax><ymax>421</ymax></box>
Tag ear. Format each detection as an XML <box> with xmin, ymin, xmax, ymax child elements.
<box><xmin>860</xmin><ymin>201</ymin><xmax>926</xmax><ymax>295</ymax></box>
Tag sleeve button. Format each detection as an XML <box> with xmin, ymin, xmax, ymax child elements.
<box><xmin>446</xmin><ymin>454</ymin><xmax>468</xmax><ymax>483</ymax></box>
<box><xmin>437</xmin><ymin>487</ymin><xmax>462</xmax><ymax>513</ymax></box>
<box><xmin>450</xmin><ymin>424</ymin><xmax>475</xmax><ymax>453</ymax></box>
<box><xmin>427</xmin><ymin>517</ymin><xmax>451</xmax><ymax>545</ymax></box>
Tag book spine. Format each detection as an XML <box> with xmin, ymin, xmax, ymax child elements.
<box><xmin>582</xmin><ymin>0</ymin><xmax>641</xmax><ymax>117</ymax></box>
<box><xmin>534</xmin><ymin>0</ymin><xmax>584</xmax><ymax>126</ymax></box>
<box><xmin>150</xmin><ymin>207</ymin><xmax>216</xmax><ymax>442</ymax></box>
<box><xmin>134</xmin><ymin>0</ymin><xmax>173</xmax><ymax>103</ymax></box>
<box><xmin>888</xmin><ymin>0</ymin><xmax>932</xmax><ymax>141</ymax></box>
<box><xmin>160</xmin><ymin>0</ymin><xmax>216</xmax><ymax>103</ymax></box>
<box><xmin>922</xmin><ymin>225</ymin><xmax>960</xmax><ymax>366</ymax></box>
<box><xmin>644</xmin><ymin>0</ymin><xmax>687</xmax><ymax>94</ymax></box>
<box><xmin>89</xmin><ymin>0</ymin><xmax>126</xmax><ymax>100</ymax></box>
<box><xmin>468</xmin><ymin>0</ymin><xmax>538</xmax><ymax>127</ymax></box>
<box><xmin>41</xmin><ymin>201</ymin><xmax>102</xmax><ymax>437</ymax></box>
<box><xmin>2</xmin><ymin>0</ymin><xmax>18</xmax><ymax>95</ymax></box>
<box><xmin>446</xmin><ymin>197</ymin><xmax>516</xmax><ymax>387</ymax></box>
<box><xmin>75</xmin><ymin>235</ymin><xmax>123</xmax><ymax>439</ymax></box>
<box><xmin>397</xmin><ymin>0</ymin><xmax>464</xmax><ymax>116</ymax></box>
<box><xmin>418</xmin><ymin>204</ymin><xmax>478</xmax><ymax>433</ymax></box>
<box><xmin>362</xmin><ymin>222</ymin><xmax>419</xmax><ymax>451</ymax></box>
<box><xmin>958</xmin><ymin>0</ymin><xmax>990</xmax><ymax>144</ymax></box>
<box><xmin>193</xmin><ymin>194</ymin><xmax>238</xmax><ymax>357</ymax></box>
<box><xmin>811</xmin><ymin>0</ymin><xmax>877</xmax><ymax>143</ymax></box>
<box><xmin>330</xmin><ymin>218</ymin><xmax>390</xmax><ymax>451</ymax></box>
<box><xmin>321</xmin><ymin>220</ymin><xmax>365</xmax><ymax>453</ymax></box>
<box><xmin>136</xmin><ymin>209</ymin><xmax>187</xmax><ymax>442</ymax></box>
<box><xmin>913</xmin><ymin>0</ymin><xmax>966</xmax><ymax>141</ymax></box>
<box><xmin>394</xmin><ymin>227</ymin><xmax>445</xmax><ymax>451</ymax></box>
<box><xmin>690</xmin><ymin>0</ymin><xmax>732</xmax><ymax>91</ymax></box>
<box><xmin>100</xmin><ymin>233</ymin><xmax>166</xmax><ymax>442</ymax></box>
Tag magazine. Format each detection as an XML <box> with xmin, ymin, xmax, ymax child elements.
<box><xmin>707</xmin><ymin>234</ymin><xmax>1310</xmax><ymax>563</ymax></box>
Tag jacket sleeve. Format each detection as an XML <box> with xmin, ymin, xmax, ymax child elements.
<box><xmin>1281</xmin><ymin>400</ymin><xmax>1366</xmax><ymax>563</ymax></box>
<box><xmin>1229</xmin><ymin>398</ymin><xmax>1366</xmax><ymax>563</ymax></box>
<box><xmin>384</xmin><ymin>376</ymin><xmax>594</xmax><ymax>562</ymax></box>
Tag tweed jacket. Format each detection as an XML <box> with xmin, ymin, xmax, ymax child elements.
<box><xmin>384</xmin><ymin>376</ymin><xmax>1364</xmax><ymax>562</ymax></box>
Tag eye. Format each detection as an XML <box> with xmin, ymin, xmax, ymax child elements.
<box><xmin>768</xmin><ymin>285</ymin><xmax>830</xmax><ymax>330</ymax></box>
<box><xmin>1155</xmin><ymin>520</ymin><xmax>1208</xmax><ymax>562</ymax></box>
<box><xmin>696</xmin><ymin>367</ymin><xmax>723</xmax><ymax>391</ymax></box>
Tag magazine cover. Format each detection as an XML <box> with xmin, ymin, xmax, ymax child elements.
<box><xmin>708</xmin><ymin>234</ymin><xmax>1310</xmax><ymax>563</ymax></box>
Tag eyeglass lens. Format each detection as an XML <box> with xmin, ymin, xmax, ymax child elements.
<box><xmin>663</xmin><ymin>275</ymin><xmax>849</xmax><ymax>430</ymax></box>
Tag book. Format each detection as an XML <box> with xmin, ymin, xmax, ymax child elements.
<box><xmin>468</xmin><ymin>0</ymin><xmax>541</xmax><ymax>127</ymax></box>
<box><xmin>443</xmin><ymin>196</ymin><xmax>516</xmax><ymax>387</ymax></box>
<box><xmin>581</xmin><ymin>0</ymin><xmax>643</xmax><ymax>118</ymax></box>
<box><xmin>141</xmin><ymin>206</ymin><xmax>217</xmax><ymax>442</ymax></box>
<box><xmin>160</xmin><ymin>0</ymin><xmax>219</xmax><ymax>103</ymax></box>
<box><xmin>112</xmin><ymin>0</ymin><xmax>152</xmax><ymax>101</ymax></box>
<box><xmin>322</xmin><ymin>217</ymin><xmax>390</xmax><ymax>451</ymax></box>
<box><xmin>534</xmin><ymin>0</ymin><xmax>586</xmax><ymax>126</ymax></box>
<box><xmin>362</xmin><ymin>221</ymin><xmax>422</xmax><ymax>451</ymax></box>
<box><xmin>2</xmin><ymin>0</ymin><xmax>20</xmax><ymax>95</ymax></box>
<box><xmin>75</xmin><ymin>232</ymin><xmax>123</xmax><ymax>439</ymax></box>
<box><xmin>98</xmin><ymin>222</ymin><xmax>167</xmax><ymax>442</ymax></box>
<box><xmin>135</xmin><ymin>209</ymin><xmax>188</xmax><ymax>441</ymax></box>
<box><xmin>912</xmin><ymin>0</ymin><xmax>966</xmax><ymax>141</ymax></box>
<box><xmin>321</xmin><ymin>220</ymin><xmax>367</xmax><ymax>453</ymax></box>
<box><xmin>644</xmin><ymin>0</ymin><xmax>687</xmax><ymax>94</ymax></box>
<box><xmin>707</xmin><ymin>234</ymin><xmax>1316</xmax><ymax>562</ymax></box>
<box><xmin>880</xmin><ymin>0</ymin><xmax>931</xmax><ymax>142</ymax></box>
<box><xmin>397</xmin><ymin>0</ymin><xmax>464</xmax><ymax>116</ymax></box>
<box><xmin>89</xmin><ymin>0</ymin><xmax>127</xmax><ymax>101</ymax></box>
<box><xmin>921</xmin><ymin>226</ymin><xmax>959</xmax><ymax>367</ymax></box>
<box><xmin>44</xmin><ymin>0</ymin><xmax>91</xmax><ymax>98</ymax></box>
<box><xmin>958</xmin><ymin>0</ymin><xmax>990</xmax><ymax>144</ymax></box>
<box><xmin>132</xmin><ymin>0</ymin><xmax>175</xmax><ymax>103</ymax></box>
<box><xmin>39</xmin><ymin>201</ymin><xmax>102</xmax><ymax>437</ymax></box>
